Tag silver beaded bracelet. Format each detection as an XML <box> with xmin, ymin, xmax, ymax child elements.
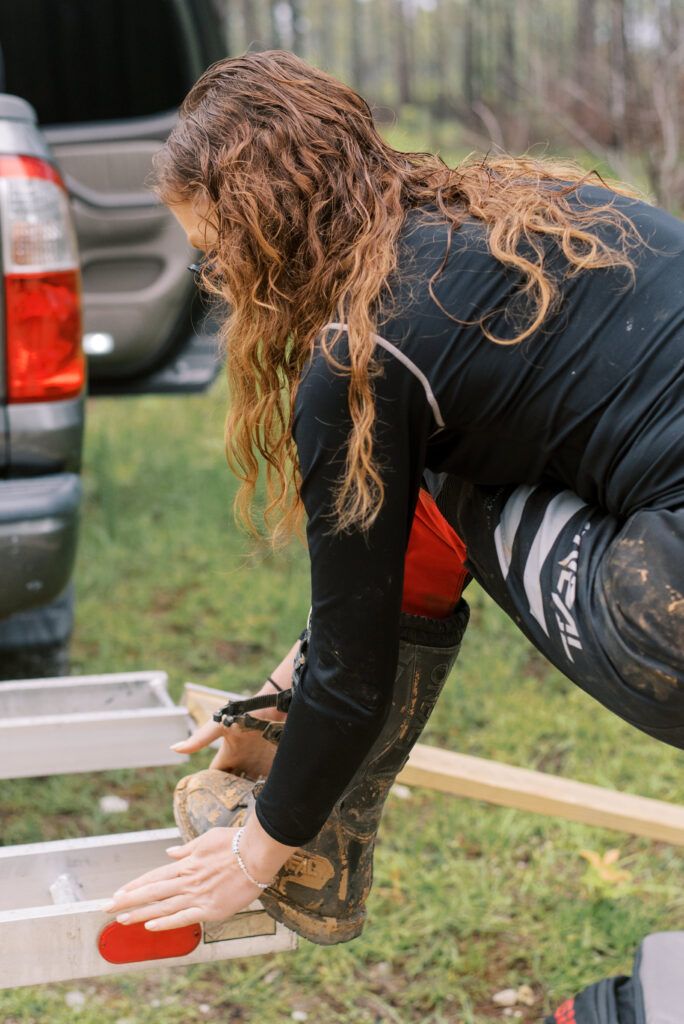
<box><xmin>232</xmin><ymin>826</ymin><xmax>273</xmax><ymax>889</ymax></box>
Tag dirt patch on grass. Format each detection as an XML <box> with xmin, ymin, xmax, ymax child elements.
<box><xmin>214</xmin><ymin>639</ymin><xmax>267</xmax><ymax>661</ymax></box>
<box><xmin>151</xmin><ymin>584</ymin><xmax>202</xmax><ymax>614</ymax></box>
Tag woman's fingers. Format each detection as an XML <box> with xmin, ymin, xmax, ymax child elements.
<box><xmin>115</xmin><ymin>893</ymin><xmax>190</xmax><ymax>926</ymax></box>
<box><xmin>109</xmin><ymin>851</ymin><xmax>191</xmax><ymax>901</ymax></box>
<box><xmin>105</xmin><ymin>836</ymin><xmax>211</xmax><ymax>917</ymax></box>
<box><xmin>209</xmin><ymin>739</ymin><xmax>241</xmax><ymax>772</ymax></box>
<box><xmin>105</xmin><ymin>827</ymin><xmax>275</xmax><ymax>931</ymax></box>
<box><xmin>165</xmin><ymin>836</ymin><xmax>199</xmax><ymax>858</ymax></box>
<box><xmin>171</xmin><ymin>718</ymin><xmax>277</xmax><ymax>778</ymax></box>
<box><xmin>209</xmin><ymin>732</ymin><xmax>277</xmax><ymax>778</ymax></box>
<box><xmin>145</xmin><ymin>907</ymin><xmax>206</xmax><ymax>932</ymax></box>
<box><xmin>109</xmin><ymin>875</ymin><xmax>190</xmax><ymax>914</ymax></box>
<box><xmin>171</xmin><ymin>719</ymin><xmax>224</xmax><ymax>753</ymax></box>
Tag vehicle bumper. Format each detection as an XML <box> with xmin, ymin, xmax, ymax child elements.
<box><xmin>0</xmin><ymin>473</ymin><xmax>81</xmax><ymax>619</ymax></box>
<box><xmin>8</xmin><ymin>395</ymin><xmax>84</xmax><ymax>474</ymax></box>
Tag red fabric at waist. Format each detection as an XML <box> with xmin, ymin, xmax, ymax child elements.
<box><xmin>401</xmin><ymin>488</ymin><xmax>468</xmax><ymax>619</ymax></box>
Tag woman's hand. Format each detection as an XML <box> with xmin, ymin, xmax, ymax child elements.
<box><xmin>172</xmin><ymin>717</ymin><xmax>278</xmax><ymax>779</ymax></box>
<box><xmin>172</xmin><ymin>639</ymin><xmax>300</xmax><ymax>778</ymax></box>
<box><xmin>104</xmin><ymin>828</ymin><xmax>259</xmax><ymax>930</ymax></box>
<box><xmin>104</xmin><ymin>817</ymin><xmax>296</xmax><ymax>931</ymax></box>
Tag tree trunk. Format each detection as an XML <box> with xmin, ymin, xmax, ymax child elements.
<box><xmin>315</xmin><ymin>0</ymin><xmax>335</xmax><ymax>72</ymax></box>
<box><xmin>268</xmin><ymin>0</ymin><xmax>282</xmax><ymax>50</ymax></box>
<box><xmin>499</xmin><ymin>3</ymin><xmax>517</xmax><ymax>104</ymax></box>
<box><xmin>575</xmin><ymin>0</ymin><xmax>597</xmax><ymax>99</ymax></box>
<box><xmin>290</xmin><ymin>0</ymin><xmax>306</xmax><ymax>56</ymax></box>
<box><xmin>392</xmin><ymin>0</ymin><xmax>411</xmax><ymax>106</ymax></box>
<box><xmin>462</xmin><ymin>0</ymin><xmax>481</xmax><ymax>113</ymax></box>
<box><xmin>349</xmin><ymin>0</ymin><xmax>363</xmax><ymax>91</ymax></box>
<box><xmin>211</xmin><ymin>0</ymin><xmax>231</xmax><ymax>53</ymax></box>
<box><xmin>609</xmin><ymin>0</ymin><xmax>629</xmax><ymax>147</ymax></box>
<box><xmin>364</xmin><ymin>0</ymin><xmax>387</xmax><ymax>104</ymax></box>
<box><xmin>432</xmin><ymin>0</ymin><xmax>449</xmax><ymax>118</ymax></box>
<box><xmin>241</xmin><ymin>0</ymin><xmax>259</xmax><ymax>50</ymax></box>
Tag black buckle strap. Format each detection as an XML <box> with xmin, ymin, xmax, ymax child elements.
<box><xmin>234</xmin><ymin>715</ymin><xmax>285</xmax><ymax>744</ymax></box>
<box><xmin>212</xmin><ymin>688</ymin><xmax>292</xmax><ymax>727</ymax></box>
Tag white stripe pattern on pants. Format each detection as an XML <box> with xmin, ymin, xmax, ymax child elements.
<box><xmin>522</xmin><ymin>490</ymin><xmax>588</xmax><ymax>635</ymax></box>
<box><xmin>494</xmin><ymin>484</ymin><xmax>537</xmax><ymax>579</ymax></box>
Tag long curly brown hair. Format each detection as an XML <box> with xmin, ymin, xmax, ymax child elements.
<box><xmin>152</xmin><ymin>50</ymin><xmax>642</xmax><ymax>541</ymax></box>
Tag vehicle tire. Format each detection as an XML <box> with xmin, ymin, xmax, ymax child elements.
<box><xmin>0</xmin><ymin>640</ymin><xmax>70</xmax><ymax>680</ymax></box>
<box><xmin>0</xmin><ymin>585</ymin><xmax>73</xmax><ymax>680</ymax></box>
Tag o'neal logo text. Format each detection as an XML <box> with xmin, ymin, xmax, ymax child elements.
<box><xmin>552</xmin><ymin>523</ymin><xmax>590</xmax><ymax>663</ymax></box>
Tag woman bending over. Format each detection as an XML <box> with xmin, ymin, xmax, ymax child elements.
<box><xmin>105</xmin><ymin>50</ymin><xmax>684</xmax><ymax>936</ymax></box>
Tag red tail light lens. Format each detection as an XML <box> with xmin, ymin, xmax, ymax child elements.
<box><xmin>6</xmin><ymin>270</ymin><xmax>84</xmax><ymax>402</ymax></box>
<box><xmin>1</xmin><ymin>155</ymin><xmax>84</xmax><ymax>403</ymax></box>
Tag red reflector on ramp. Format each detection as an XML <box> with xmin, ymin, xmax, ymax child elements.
<box><xmin>98</xmin><ymin>921</ymin><xmax>202</xmax><ymax>963</ymax></box>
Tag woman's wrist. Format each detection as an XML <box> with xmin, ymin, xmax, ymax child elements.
<box><xmin>232</xmin><ymin>827</ymin><xmax>274</xmax><ymax>888</ymax></box>
<box><xmin>250</xmin><ymin>674</ymin><xmax>289</xmax><ymax>722</ymax></box>
<box><xmin>240</xmin><ymin>809</ymin><xmax>296</xmax><ymax>879</ymax></box>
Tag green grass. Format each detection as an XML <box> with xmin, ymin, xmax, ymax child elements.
<box><xmin>2</xmin><ymin>376</ymin><xmax>683</xmax><ymax>1024</ymax></box>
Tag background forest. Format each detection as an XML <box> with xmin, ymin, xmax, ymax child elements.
<box><xmin>211</xmin><ymin>0</ymin><xmax>684</xmax><ymax>212</ymax></box>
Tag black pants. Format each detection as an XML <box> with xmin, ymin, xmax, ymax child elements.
<box><xmin>435</xmin><ymin>478</ymin><xmax>684</xmax><ymax>749</ymax></box>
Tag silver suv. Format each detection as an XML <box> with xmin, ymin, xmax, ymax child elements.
<box><xmin>0</xmin><ymin>0</ymin><xmax>225</xmax><ymax>677</ymax></box>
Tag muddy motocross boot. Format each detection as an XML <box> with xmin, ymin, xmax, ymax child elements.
<box><xmin>259</xmin><ymin>603</ymin><xmax>468</xmax><ymax>943</ymax></box>
<box><xmin>174</xmin><ymin>601</ymin><xmax>468</xmax><ymax>944</ymax></box>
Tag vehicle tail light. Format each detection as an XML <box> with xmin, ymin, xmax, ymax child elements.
<box><xmin>0</xmin><ymin>154</ymin><xmax>84</xmax><ymax>402</ymax></box>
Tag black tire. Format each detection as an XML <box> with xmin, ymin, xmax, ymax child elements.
<box><xmin>0</xmin><ymin>639</ymin><xmax>70</xmax><ymax>680</ymax></box>
<box><xmin>0</xmin><ymin>585</ymin><xmax>73</xmax><ymax>680</ymax></box>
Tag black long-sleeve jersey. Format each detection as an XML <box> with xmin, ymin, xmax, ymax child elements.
<box><xmin>255</xmin><ymin>187</ymin><xmax>684</xmax><ymax>846</ymax></box>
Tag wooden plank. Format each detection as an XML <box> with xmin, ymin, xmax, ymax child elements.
<box><xmin>0</xmin><ymin>673</ymin><xmax>191</xmax><ymax>778</ymax></box>
<box><xmin>182</xmin><ymin>681</ymin><xmax>243</xmax><ymax>724</ymax></box>
<box><xmin>183</xmin><ymin>682</ymin><xmax>684</xmax><ymax>847</ymax></box>
<box><xmin>398</xmin><ymin>744</ymin><xmax>684</xmax><ymax>846</ymax></box>
<box><xmin>0</xmin><ymin>828</ymin><xmax>295</xmax><ymax>988</ymax></box>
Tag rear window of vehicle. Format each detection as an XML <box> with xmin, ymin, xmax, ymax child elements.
<box><xmin>0</xmin><ymin>0</ymin><xmax>198</xmax><ymax>126</ymax></box>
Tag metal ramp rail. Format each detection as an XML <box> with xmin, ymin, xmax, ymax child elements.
<box><xmin>0</xmin><ymin>672</ymin><xmax>296</xmax><ymax>989</ymax></box>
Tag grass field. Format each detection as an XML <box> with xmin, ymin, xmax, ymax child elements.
<box><xmin>2</xmin><ymin>374</ymin><xmax>683</xmax><ymax>1024</ymax></box>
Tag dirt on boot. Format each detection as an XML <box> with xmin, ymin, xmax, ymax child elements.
<box><xmin>174</xmin><ymin>769</ymin><xmax>257</xmax><ymax>838</ymax></box>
